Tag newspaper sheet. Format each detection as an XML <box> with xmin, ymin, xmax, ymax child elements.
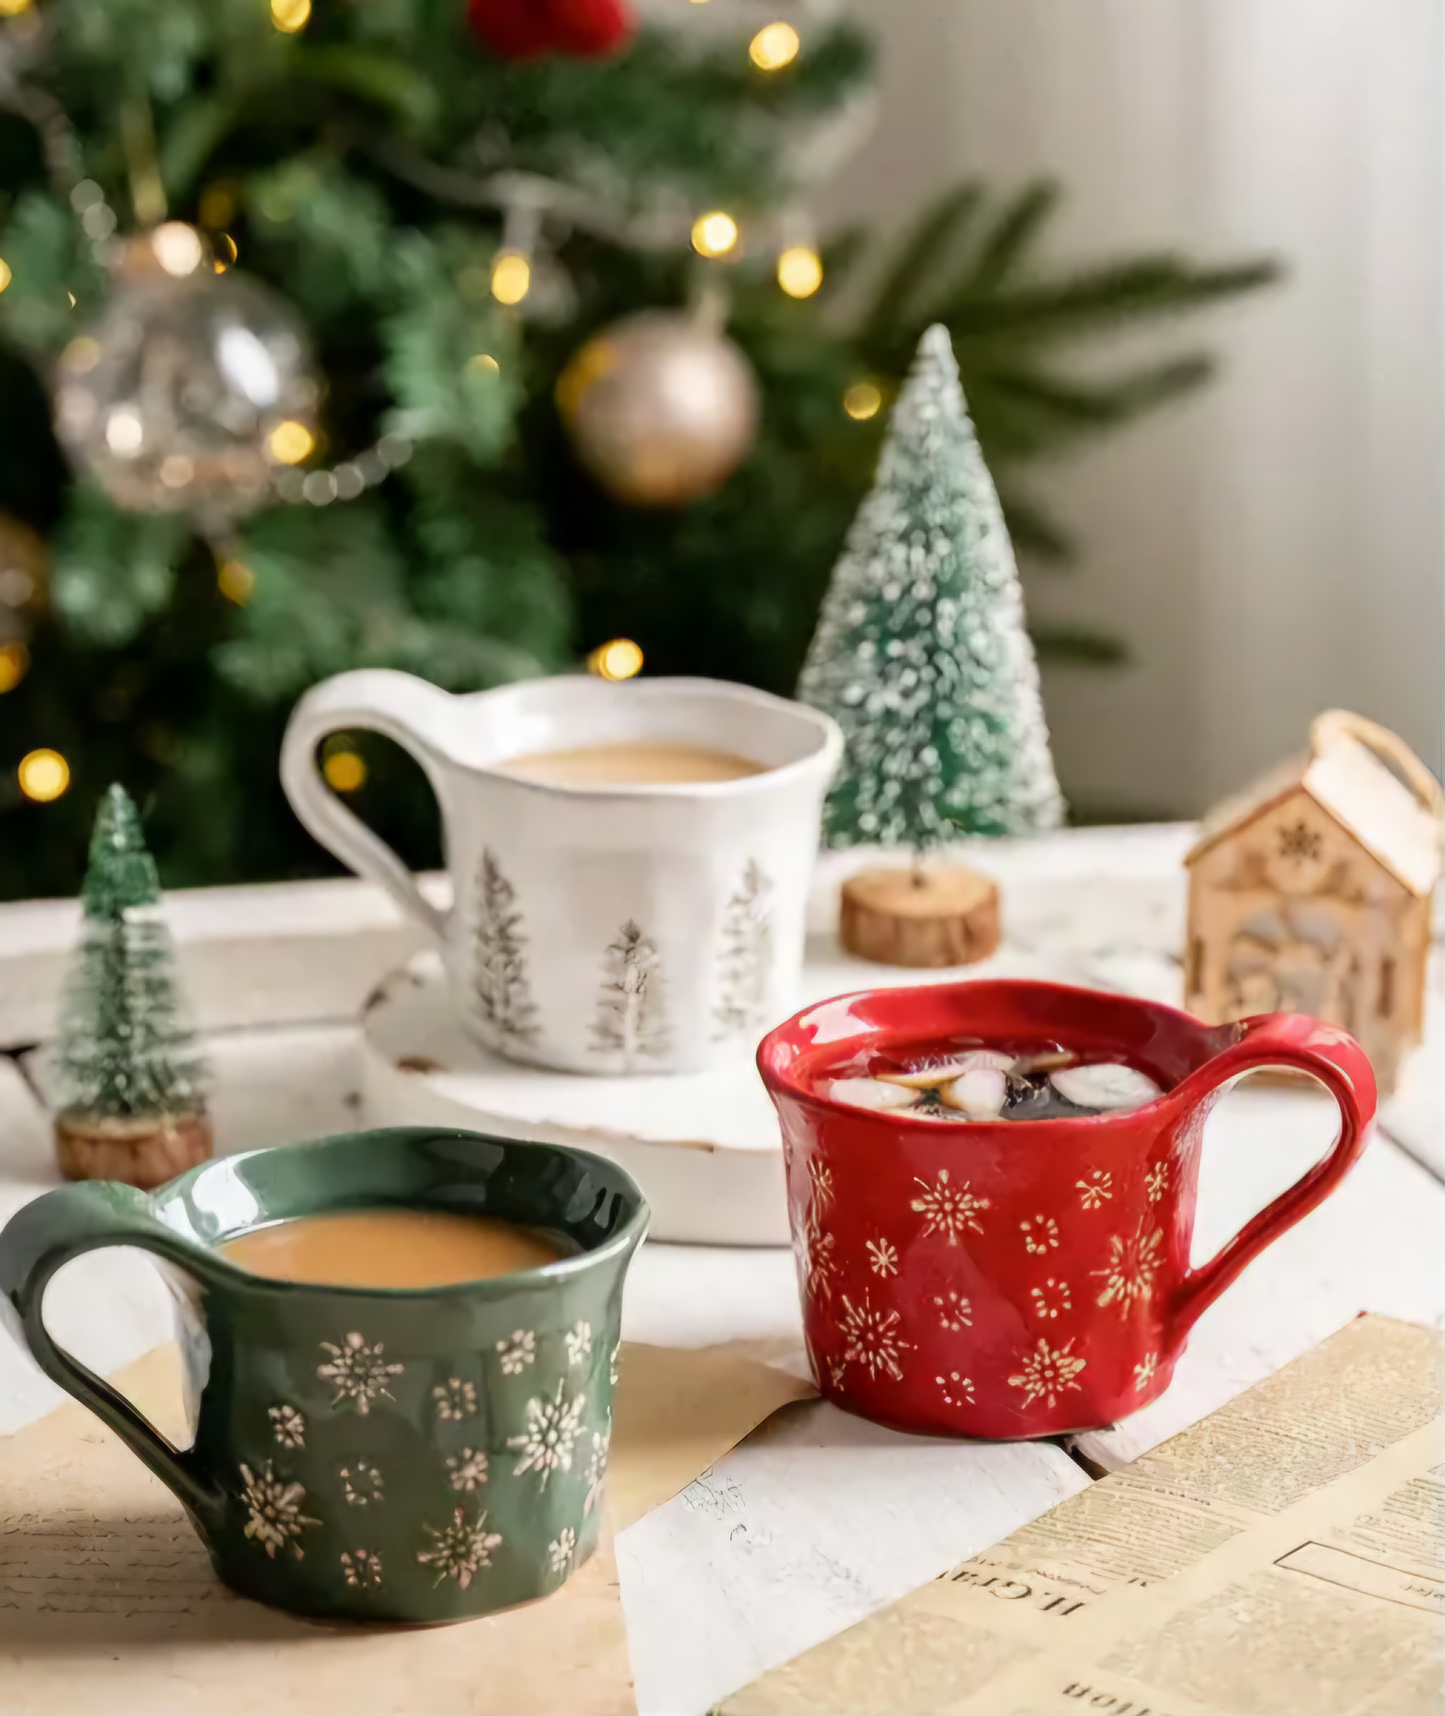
<box><xmin>721</xmin><ymin>1314</ymin><xmax>1443</xmax><ymax>1716</ymax></box>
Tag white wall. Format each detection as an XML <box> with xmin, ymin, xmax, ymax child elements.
<box><xmin>820</xmin><ymin>0</ymin><xmax>1444</xmax><ymax>816</ymax></box>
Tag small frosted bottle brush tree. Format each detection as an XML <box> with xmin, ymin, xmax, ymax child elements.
<box><xmin>799</xmin><ymin>323</ymin><xmax>1063</xmax><ymax>968</ymax></box>
<box><xmin>51</xmin><ymin>785</ymin><xmax>211</xmax><ymax>1189</ymax></box>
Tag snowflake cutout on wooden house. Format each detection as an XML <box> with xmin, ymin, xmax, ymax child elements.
<box><xmin>239</xmin><ymin>1462</ymin><xmax>319</xmax><ymax>1560</ymax></box>
<box><xmin>910</xmin><ymin>1168</ymin><xmax>990</xmax><ymax>1244</ymax></box>
<box><xmin>1007</xmin><ymin>1338</ymin><xmax>1087</xmax><ymax>1410</ymax></box>
<box><xmin>316</xmin><ymin>1333</ymin><xmax>404</xmax><ymax>1415</ymax></box>
<box><xmin>839</xmin><ymin>1293</ymin><xmax>910</xmax><ymax>1382</ymax></box>
<box><xmin>507</xmin><ymin>1379</ymin><xmax>586</xmax><ymax>1489</ymax></box>
<box><xmin>417</xmin><ymin>1505</ymin><xmax>503</xmax><ymax>1589</ymax></box>
<box><xmin>1094</xmin><ymin>1221</ymin><xmax>1165</xmax><ymax>1313</ymax></box>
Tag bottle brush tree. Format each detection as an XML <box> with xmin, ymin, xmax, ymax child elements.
<box><xmin>50</xmin><ymin>783</ymin><xmax>211</xmax><ymax>1187</ymax></box>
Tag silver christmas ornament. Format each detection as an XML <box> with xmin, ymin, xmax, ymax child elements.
<box><xmin>53</xmin><ymin>228</ymin><xmax>317</xmax><ymax>528</ymax></box>
<box><xmin>557</xmin><ymin>309</ymin><xmax>759</xmax><ymax>506</ymax></box>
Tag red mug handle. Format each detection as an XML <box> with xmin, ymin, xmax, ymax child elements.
<box><xmin>1169</xmin><ymin>1012</ymin><xmax>1376</xmax><ymax>1336</ymax></box>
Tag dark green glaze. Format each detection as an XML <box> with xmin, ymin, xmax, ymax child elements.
<box><xmin>0</xmin><ymin>1127</ymin><xmax>648</xmax><ymax>1624</ymax></box>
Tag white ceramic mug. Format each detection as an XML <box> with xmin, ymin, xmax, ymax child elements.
<box><xmin>280</xmin><ymin>671</ymin><xmax>842</xmax><ymax>1075</ymax></box>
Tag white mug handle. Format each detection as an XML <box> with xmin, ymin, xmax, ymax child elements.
<box><xmin>280</xmin><ymin>669</ymin><xmax>460</xmax><ymax>945</ymax></box>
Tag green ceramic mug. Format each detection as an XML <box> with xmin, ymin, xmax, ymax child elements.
<box><xmin>0</xmin><ymin>1126</ymin><xmax>648</xmax><ymax>1625</ymax></box>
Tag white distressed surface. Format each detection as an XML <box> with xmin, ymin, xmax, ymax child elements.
<box><xmin>615</xmin><ymin>1404</ymin><xmax>1089</xmax><ymax>1716</ymax></box>
<box><xmin>0</xmin><ymin>827</ymin><xmax>1439</xmax><ymax>1716</ymax></box>
<box><xmin>1073</xmin><ymin>1081</ymin><xmax>1445</xmax><ymax>1472</ymax></box>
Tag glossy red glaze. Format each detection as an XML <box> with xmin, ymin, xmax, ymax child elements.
<box><xmin>757</xmin><ymin>981</ymin><xmax>1376</xmax><ymax>1440</ymax></box>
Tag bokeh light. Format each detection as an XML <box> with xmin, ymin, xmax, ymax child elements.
<box><xmin>268</xmin><ymin>419</ymin><xmax>314</xmax><ymax>465</ymax></box>
<box><xmin>749</xmin><ymin>22</ymin><xmax>800</xmax><ymax>70</ymax></box>
<box><xmin>844</xmin><ymin>381</ymin><xmax>883</xmax><ymax>421</ymax></box>
<box><xmin>588</xmin><ymin>638</ymin><xmax>644</xmax><ymax>681</ymax></box>
<box><xmin>691</xmin><ymin>212</ymin><xmax>739</xmax><ymax>259</ymax></box>
<box><xmin>0</xmin><ymin>259</ymin><xmax>10</xmax><ymax>294</ymax></box>
<box><xmin>218</xmin><ymin>560</ymin><xmax>255</xmax><ymax>604</ymax></box>
<box><xmin>271</xmin><ymin>0</ymin><xmax>310</xmax><ymax>32</ymax></box>
<box><xmin>152</xmin><ymin>222</ymin><xmax>203</xmax><ymax>277</ymax></box>
<box><xmin>0</xmin><ymin>641</ymin><xmax>29</xmax><ymax>693</ymax></box>
<box><xmin>490</xmin><ymin>251</ymin><xmax>531</xmax><ymax>306</ymax></box>
<box><xmin>468</xmin><ymin>353</ymin><xmax>500</xmax><ymax>375</ymax></box>
<box><xmin>18</xmin><ymin>748</ymin><xmax>69</xmax><ymax>802</ymax></box>
<box><xmin>777</xmin><ymin>246</ymin><xmax>823</xmax><ymax>298</ymax></box>
<box><xmin>323</xmin><ymin>749</ymin><xmax>367</xmax><ymax>792</ymax></box>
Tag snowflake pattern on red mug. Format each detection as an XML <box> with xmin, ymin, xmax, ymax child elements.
<box><xmin>1094</xmin><ymin>1219</ymin><xmax>1164</xmax><ymax>1313</ymax></box>
<box><xmin>838</xmin><ymin>1292</ymin><xmax>910</xmax><ymax>1382</ymax></box>
<box><xmin>910</xmin><ymin>1169</ymin><xmax>990</xmax><ymax>1244</ymax></box>
<box><xmin>1019</xmin><ymin>1214</ymin><xmax>1060</xmax><ymax>1255</ymax></box>
<box><xmin>1007</xmin><ymin>1337</ymin><xmax>1087</xmax><ymax>1410</ymax></box>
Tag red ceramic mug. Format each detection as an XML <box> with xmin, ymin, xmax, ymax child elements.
<box><xmin>757</xmin><ymin>981</ymin><xmax>1376</xmax><ymax>1439</ymax></box>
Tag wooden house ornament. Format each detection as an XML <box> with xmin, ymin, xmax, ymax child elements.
<box><xmin>1184</xmin><ymin>710</ymin><xmax>1442</xmax><ymax>1095</ymax></box>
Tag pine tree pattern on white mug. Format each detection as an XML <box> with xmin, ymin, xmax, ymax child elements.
<box><xmin>590</xmin><ymin>920</ymin><xmax>670</xmax><ymax>1069</ymax></box>
<box><xmin>712</xmin><ymin>859</ymin><xmax>774</xmax><ymax>1038</ymax></box>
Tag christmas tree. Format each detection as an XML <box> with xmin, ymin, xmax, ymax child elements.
<box><xmin>591</xmin><ymin>919</ymin><xmax>667</xmax><ymax>1069</ymax></box>
<box><xmin>472</xmin><ymin>845</ymin><xmax>538</xmax><ymax>1049</ymax></box>
<box><xmin>0</xmin><ymin>0</ymin><xmax>1275</xmax><ymax>898</ymax></box>
<box><xmin>51</xmin><ymin>784</ymin><xmax>208</xmax><ymax>1124</ymax></box>
<box><xmin>799</xmin><ymin>324</ymin><xmax>1064</xmax><ymax>849</ymax></box>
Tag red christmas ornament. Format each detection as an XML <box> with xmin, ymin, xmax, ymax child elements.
<box><xmin>467</xmin><ymin>0</ymin><xmax>633</xmax><ymax>60</ymax></box>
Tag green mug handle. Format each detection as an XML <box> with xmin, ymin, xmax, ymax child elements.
<box><xmin>0</xmin><ymin>1179</ymin><xmax>226</xmax><ymax>1531</ymax></box>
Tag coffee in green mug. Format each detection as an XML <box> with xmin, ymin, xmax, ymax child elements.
<box><xmin>0</xmin><ymin>1127</ymin><xmax>649</xmax><ymax>1625</ymax></box>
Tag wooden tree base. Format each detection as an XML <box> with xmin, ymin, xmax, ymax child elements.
<box><xmin>55</xmin><ymin>1111</ymin><xmax>213</xmax><ymax>1191</ymax></box>
<box><xmin>839</xmin><ymin>865</ymin><xmax>1001</xmax><ymax>969</ymax></box>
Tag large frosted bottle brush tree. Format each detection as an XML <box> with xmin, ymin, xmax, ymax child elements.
<box><xmin>799</xmin><ymin>323</ymin><xmax>1061</xmax><ymax>966</ymax></box>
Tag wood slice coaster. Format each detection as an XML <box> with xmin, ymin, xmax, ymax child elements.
<box><xmin>840</xmin><ymin>865</ymin><xmax>1001</xmax><ymax>968</ymax></box>
<box><xmin>54</xmin><ymin>1111</ymin><xmax>212</xmax><ymax>1190</ymax></box>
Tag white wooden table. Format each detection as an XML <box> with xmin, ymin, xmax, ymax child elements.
<box><xmin>0</xmin><ymin>825</ymin><xmax>1440</xmax><ymax>1716</ymax></box>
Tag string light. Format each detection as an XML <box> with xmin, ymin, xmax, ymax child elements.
<box><xmin>0</xmin><ymin>641</ymin><xmax>28</xmax><ymax>693</ymax></box>
<box><xmin>214</xmin><ymin>233</ymin><xmax>238</xmax><ymax>271</ymax></box>
<box><xmin>749</xmin><ymin>22</ymin><xmax>800</xmax><ymax>70</ymax></box>
<box><xmin>0</xmin><ymin>0</ymin><xmax>33</xmax><ymax>16</ymax></box>
<box><xmin>18</xmin><ymin>748</ymin><xmax>69</xmax><ymax>802</ymax></box>
<box><xmin>218</xmin><ymin>560</ymin><xmax>255</xmax><ymax>604</ymax></box>
<box><xmin>323</xmin><ymin>749</ymin><xmax>367</xmax><ymax>792</ymax></box>
<box><xmin>691</xmin><ymin>212</ymin><xmax>739</xmax><ymax>259</ymax></box>
<box><xmin>468</xmin><ymin>353</ymin><xmax>500</xmax><ymax>375</ymax></box>
<box><xmin>588</xmin><ymin>638</ymin><xmax>644</xmax><ymax>681</ymax></box>
<box><xmin>270</xmin><ymin>0</ymin><xmax>310</xmax><ymax>32</ymax></box>
<box><xmin>0</xmin><ymin>259</ymin><xmax>10</xmax><ymax>293</ymax></box>
<box><xmin>777</xmin><ymin>245</ymin><xmax>823</xmax><ymax>299</ymax></box>
<box><xmin>490</xmin><ymin>251</ymin><xmax>531</xmax><ymax>306</ymax></box>
<box><xmin>844</xmin><ymin>381</ymin><xmax>882</xmax><ymax>421</ymax></box>
<box><xmin>268</xmin><ymin>420</ymin><xmax>314</xmax><ymax>465</ymax></box>
<box><xmin>151</xmin><ymin>222</ymin><xmax>203</xmax><ymax>278</ymax></box>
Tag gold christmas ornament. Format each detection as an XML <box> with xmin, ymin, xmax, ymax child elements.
<box><xmin>53</xmin><ymin>230</ymin><xmax>318</xmax><ymax>528</ymax></box>
<box><xmin>557</xmin><ymin>311</ymin><xmax>759</xmax><ymax>506</ymax></box>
